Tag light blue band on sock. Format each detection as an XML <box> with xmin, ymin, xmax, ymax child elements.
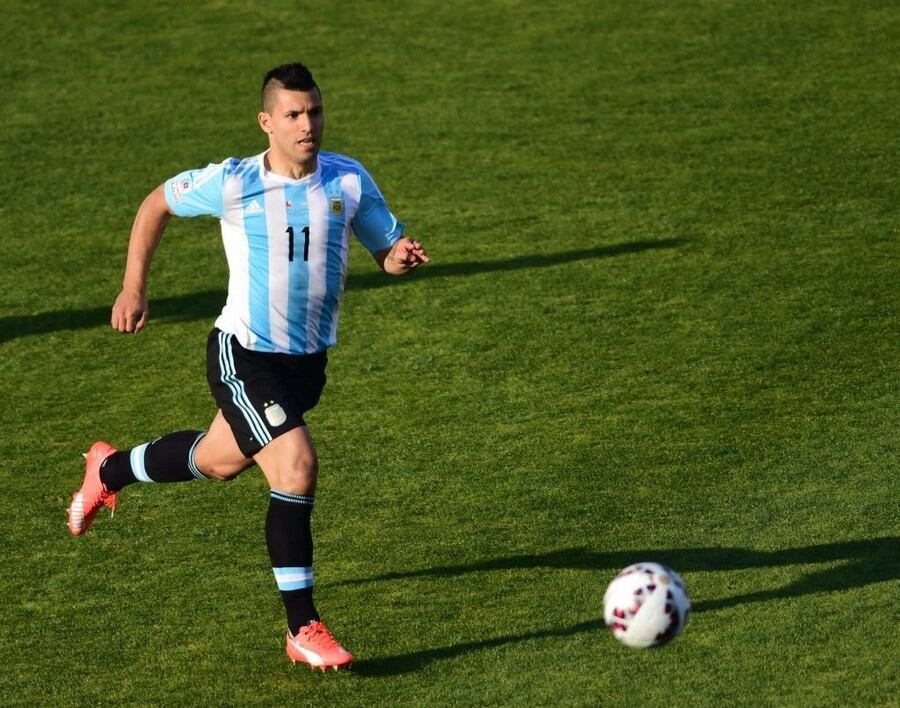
<box><xmin>130</xmin><ymin>443</ymin><xmax>152</xmax><ymax>483</ymax></box>
<box><xmin>273</xmin><ymin>566</ymin><xmax>314</xmax><ymax>591</ymax></box>
<box><xmin>187</xmin><ymin>432</ymin><xmax>208</xmax><ymax>480</ymax></box>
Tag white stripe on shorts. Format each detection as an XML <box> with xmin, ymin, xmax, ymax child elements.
<box><xmin>217</xmin><ymin>331</ymin><xmax>272</xmax><ymax>446</ymax></box>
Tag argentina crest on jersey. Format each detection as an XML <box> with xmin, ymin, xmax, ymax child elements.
<box><xmin>330</xmin><ymin>197</ymin><xmax>343</xmax><ymax>216</ymax></box>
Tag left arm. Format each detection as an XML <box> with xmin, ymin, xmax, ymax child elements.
<box><xmin>374</xmin><ymin>236</ymin><xmax>430</xmax><ymax>276</ymax></box>
<box><xmin>350</xmin><ymin>164</ymin><xmax>429</xmax><ymax>275</ymax></box>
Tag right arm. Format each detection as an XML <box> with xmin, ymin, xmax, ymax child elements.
<box><xmin>111</xmin><ymin>184</ymin><xmax>173</xmax><ymax>334</ymax></box>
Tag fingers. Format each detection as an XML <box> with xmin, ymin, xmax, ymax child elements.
<box><xmin>123</xmin><ymin>309</ymin><xmax>145</xmax><ymax>333</ymax></box>
<box><xmin>408</xmin><ymin>239</ymin><xmax>429</xmax><ymax>263</ymax></box>
<box><xmin>111</xmin><ymin>310</ymin><xmax>141</xmax><ymax>333</ymax></box>
<box><xmin>111</xmin><ymin>292</ymin><xmax>148</xmax><ymax>333</ymax></box>
<box><xmin>397</xmin><ymin>237</ymin><xmax>430</xmax><ymax>266</ymax></box>
<box><xmin>133</xmin><ymin>310</ymin><xmax>148</xmax><ymax>334</ymax></box>
<box><xmin>111</xmin><ymin>307</ymin><xmax>127</xmax><ymax>333</ymax></box>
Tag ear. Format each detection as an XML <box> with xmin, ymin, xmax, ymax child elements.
<box><xmin>257</xmin><ymin>111</ymin><xmax>272</xmax><ymax>135</ymax></box>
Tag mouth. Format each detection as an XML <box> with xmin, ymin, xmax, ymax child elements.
<box><xmin>297</xmin><ymin>136</ymin><xmax>316</xmax><ymax>147</ymax></box>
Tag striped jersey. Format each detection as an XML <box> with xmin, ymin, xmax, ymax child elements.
<box><xmin>163</xmin><ymin>150</ymin><xmax>404</xmax><ymax>354</ymax></box>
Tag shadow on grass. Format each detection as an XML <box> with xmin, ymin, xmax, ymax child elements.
<box><xmin>0</xmin><ymin>290</ymin><xmax>226</xmax><ymax>344</ymax></box>
<box><xmin>0</xmin><ymin>238</ymin><xmax>683</xmax><ymax>343</ymax></box>
<box><xmin>346</xmin><ymin>537</ymin><xmax>898</xmax><ymax>677</ymax></box>
<box><xmin>347</xmin><ymin>237</ymin><xmax>685</xmax><ymax>291</ymax></box>
<box><xmin>353</xmin><ymin>619</ymin><xmax>606</xmax><ymax>678</ymax></box>
<box><xmin>336</xmin><ymin>537</ymin><xmax>898</xmax><ymax>595</ymax></box>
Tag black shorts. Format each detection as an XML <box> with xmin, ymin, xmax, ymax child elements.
<box><xmin>206</xmin><ymin>329</ymin><xmax>327</xmax><ymax>457</ymax></box>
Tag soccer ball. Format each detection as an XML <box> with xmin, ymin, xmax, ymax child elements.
<box><xmin>603</xmin><ymin>562</ymin><xmax>690</xmax><ymax>648</ymax></box>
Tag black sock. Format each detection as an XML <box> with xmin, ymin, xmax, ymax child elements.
<box><xmin>266</xmin><ymin>490</ymin><xmax>319</xmax><ymax>634</ymax></box>
<box><xmin>100</xmin><ymin>431</ymin><xmax>207</xmax><ymax>492</ymax></box>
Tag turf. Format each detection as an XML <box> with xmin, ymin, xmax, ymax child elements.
<box><xmin>1</xmin><ymin>0</ymin><xmax>898</xmax><ymax>705</ymax></box>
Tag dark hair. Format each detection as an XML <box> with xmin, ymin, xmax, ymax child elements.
<box><xmin>261</xmin><ymin>63</ymin><xmax>319</xmax><ymax>110</ymax></box>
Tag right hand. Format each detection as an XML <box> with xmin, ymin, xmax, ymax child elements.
<box><xmin>111</xmin><ymin>288</ymin><xmax>148</xmax><ymax>334</ymax></box>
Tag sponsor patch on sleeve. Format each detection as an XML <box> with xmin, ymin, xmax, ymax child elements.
<box><xmin>170</xmin><ymin>176</ymin><xmax>193</xmax><ymax>203</ymax></box>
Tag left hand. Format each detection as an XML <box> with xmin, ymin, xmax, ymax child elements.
<box><xmin>384</xmin><ymin>237</ymin><xmax>430</xmax><ymax>274</ymax></box>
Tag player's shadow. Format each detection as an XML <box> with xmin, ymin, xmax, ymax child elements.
<box><xmin>0</xmin><ymin>238</ymin><xmax>683</xmax><ymax>344</ymax></box>
<box><xmin>354</xmin><ymin>619</ymin><xmax>608</xmax><ymax>677</ymax></box>
<box><xmin>0</xmin><ymin>290</ymin><xmax>227</xmax><ymax>344</ymax></box>
<box><xmin>347</xmin><ymin>537</ymin><xmax>898</xmax><ymax>677</ymax></box>
<box><xmin>344</xmin><ymin>237</ymin><xmax>685</xmax><ymax>291</ymax></box>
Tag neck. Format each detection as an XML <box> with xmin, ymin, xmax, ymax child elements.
<box><xmin>264</xmin><ymin>150</ymin><xmax>317</xmax><ymax>180</ymax></box>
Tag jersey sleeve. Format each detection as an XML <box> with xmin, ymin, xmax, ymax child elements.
<box><xmin>351</xmin><ymin>168</ymin><xmax>405</xmax><ymax>254</ymax></box>
<box><xmin>163</xmin><ymin>160</ymin><xmax>231</xmax><ymax>218</ymax></box>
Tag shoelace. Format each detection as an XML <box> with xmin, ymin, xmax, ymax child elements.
<box><xmin>303</xmin><ymin>622</ymin><xmax>339</xmax><ymax>649</ymax></box>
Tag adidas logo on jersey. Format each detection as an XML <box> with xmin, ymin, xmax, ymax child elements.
<box><xmin>245</xmin><ymin>199</ymin><xmax>263</xmax><ymax>214</ymax></box>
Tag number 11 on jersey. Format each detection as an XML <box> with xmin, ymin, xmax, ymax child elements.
<box><xmin>285</xmin><ymin>226</ymin><xmax>310</xmax><ymax>262</ymax></box>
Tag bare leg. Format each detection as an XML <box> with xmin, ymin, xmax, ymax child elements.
<box><xmin>253</xmin><ymin>425</ymin><xmax>318</xmax><ymax>494</ymax></box>
<box><xmin>193</xmin><ymin>410</ymin><xmax>256</xmax><ymax>481</ymax></box>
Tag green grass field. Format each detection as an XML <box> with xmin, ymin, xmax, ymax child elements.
<box><xmin>1</xmin><ymin>0</ymin><xmax>898</xmax><ymax>705</ymax></box>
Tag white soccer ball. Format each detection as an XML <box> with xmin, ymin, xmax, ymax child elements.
<box><xmin>603</xmin><ymin>562</ymin><xmax>690</xmax><ymax>648</ymax></box>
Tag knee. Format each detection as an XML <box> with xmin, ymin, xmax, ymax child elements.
<box><xmin>276</xmin><ymin>453</ymin><xmax>318</xmax><ymax>494</ymax></box>
<box><xmin>201</xmin><ymin>459</ymin><xmax>248</xmax><ymax>482</ymax></box>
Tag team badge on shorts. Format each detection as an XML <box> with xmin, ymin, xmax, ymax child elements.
<box><xmin>330</xmin><ymin>197</ymin><xmax>343</xmax><ymax>216</ymax></box>
<box><xmin>264</xmin><ymin>401</ymin><xmax>288</xmax><ymax>427</ymax></box>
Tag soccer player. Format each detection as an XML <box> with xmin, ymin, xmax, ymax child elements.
<box><xmin>66</xmin><ymin>62</ymin><xmax>429</xmax><ymax>671</ymax></box>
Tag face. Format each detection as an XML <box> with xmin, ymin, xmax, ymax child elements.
<box><xmin>258</xmin><ymin>87</ymin><xmax>325</xmax><ymax>166</ymax></box>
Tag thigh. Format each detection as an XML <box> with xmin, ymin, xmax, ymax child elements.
<box><xmin>194</xmin><ymin>410</ymin><xmax>255</xmax><ymax>480</ymax></box>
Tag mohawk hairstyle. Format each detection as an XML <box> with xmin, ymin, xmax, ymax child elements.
<box><xmin>261</xmin><ymin>62</ymin><xmax>319</xmax><ymax>111</ymax></box>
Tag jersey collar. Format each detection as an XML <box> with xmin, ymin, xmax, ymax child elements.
<box><xmin>258</xmin><ymin>150</ymin><xmax>321</xmax><ymax>185</ymax></box>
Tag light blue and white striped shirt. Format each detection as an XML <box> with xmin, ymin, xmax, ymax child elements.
<box><xmin>164</xmin><ymin>151</ymin><xmax>404</xmax><ymax>354</ymax></box>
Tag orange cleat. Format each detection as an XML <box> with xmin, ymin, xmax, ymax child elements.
<box><xmin>286</xmin><ymin>621</ymin><xmax>353</xmax><ymax>671</ymax></box>
<box><xmin>67</xmin><ymin>441</ymin><xmax>118</xmax><ymax>536</ymax></box>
